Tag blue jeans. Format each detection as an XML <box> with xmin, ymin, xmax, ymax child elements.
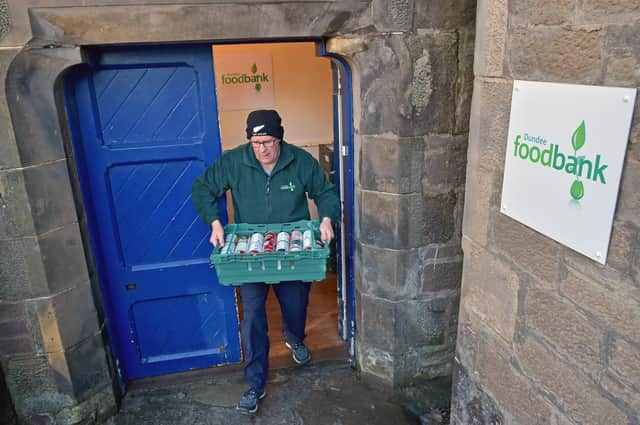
<box><xmin>238</xmin><ymin>281</ymin><xmax>311</xmax><ymax>391</ymax></box>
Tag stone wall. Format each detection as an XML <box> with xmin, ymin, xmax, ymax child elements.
<box><xmin>0</xmin><ymin>1</ymin><xmax>475</xmax><ymax>422</ymax></box>
<box><xmin>453</xmin><ymin>1</ymin><xmax>640</xmax><ymax>424</ymax></box>
<box><xmin>348</xmin><ymin>0</ymin><xmax>475</xmax><ymax>410</ymax></box>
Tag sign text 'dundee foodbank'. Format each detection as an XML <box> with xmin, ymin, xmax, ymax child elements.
<box><xmin>500</xmin><ymin>80</ymin><xmax>637</xmax><ymax>265</ymax></box>
<box><xmin>511</xmin><ymin>121</ymin><xmax>607</xmax><ymax>201</ymax></box>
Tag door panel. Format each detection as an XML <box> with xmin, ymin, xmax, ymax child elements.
<box><xmin>66</xmin><ymin>45</ymin><xmax>240</xmax><ymax>380</ymax></box>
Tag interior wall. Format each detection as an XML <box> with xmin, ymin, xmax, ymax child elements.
<box><xmin>213</xmin><ymin>42</ymin><xmax>333</xmax><ymax>221</ymax></box>
<box><xmin>213</xmin><ymin>42</ymin><xmax>333</xmax><ymax>150</ymax></box>
<box><xmin>453</xmin><ymin>1</ymin><xmax>640</xmax><ymax>424</ymax></box>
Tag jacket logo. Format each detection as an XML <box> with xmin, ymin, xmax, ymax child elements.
<box><xmin>280</xmin><ymin>181</ymin><xmax>296</xmax><ymax>192</ymax></box>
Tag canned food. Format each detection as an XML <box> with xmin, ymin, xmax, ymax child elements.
<box><xmin>276</xmin><ymin>232</ymin><xmax>290</xmax><ymax>252</ymax></box>
<box><xmin>220</xmin><ymin>234</ymin><xmax>238</xmax><ymax>255</ymax></box>
<box><xmin>262</xmin><ymin>232</ymin><xmax>276</xmax><ymax>253</ymax></box>
<box><xmin>289</xmin><ymin>230</ymin><xmax>303</xmax><ymax>252</ymax></box>
<box><xmin>234</xmin><ymin>236</ymin><xmax>249</xmax><ymax>254</ymax></box>
<box><xmin>249</xmin><ymin>232</ymin><xmax>264</xmax><ymax>255</ymax></box>
<box><xmin>303</xmin><ymin>230</ymin><xmax>314</xmax><ymax>250</ymax></box>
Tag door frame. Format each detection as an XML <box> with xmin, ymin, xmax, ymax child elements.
<box><xmin>61</xmin><ymin>39</ymin><xmax>356</xmax><ymax>387</ymax></box>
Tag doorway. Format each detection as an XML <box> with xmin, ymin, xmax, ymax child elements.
<box><xmin>211</xmin><ymin>41</ymin><xmax>351</xmax><ymax>366</ymax></box>
<box><xmin>63</xmin><ymin>41</ymin><xmax>354</xmax><ymax>382</ymax></box>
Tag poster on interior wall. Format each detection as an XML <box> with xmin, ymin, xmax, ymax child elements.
<box><xmin>212</xmin><ymin>49</ymin><xmax>275</xmax><ymax>111</ymax></box>
<box><xmin>500</xmin><ymin>80</ymin><xmax>637</xmax><ymax>264</ymax></box>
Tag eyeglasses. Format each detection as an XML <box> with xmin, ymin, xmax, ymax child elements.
<box><xmin>251</xmin><ymin>139</ymin><xmax>277</xmax><ymax>148</ymax></box>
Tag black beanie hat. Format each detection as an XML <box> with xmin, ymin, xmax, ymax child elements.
<box><xmin>246</xmin><ymin>110</ymin><xmax>284</xmax><ymax>140</ymax></box>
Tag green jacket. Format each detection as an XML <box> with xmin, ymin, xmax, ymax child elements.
<box><xmin>192</xmin><ymin>141</ymin><xmax>340</xmax><ymax>225</ymax></box>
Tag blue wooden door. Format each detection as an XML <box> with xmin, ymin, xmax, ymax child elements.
<box><xmin>65</xmin><ymin>45</ymin><xmax>241</xmax><ymax>380</ymax></box>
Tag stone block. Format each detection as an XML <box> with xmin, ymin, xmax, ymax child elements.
<box><xmin>21</xmin><ymin>160</ymin><xmax>77</xmax><ymax>235</ymax></box>
<box><xmin>475</xmin><ymin>334</ymin><xmax>552</xmax><ymax>424</ymax></box>
<box><xmin>510</xmin><ymin>0</ymin><xmax>576</xmax><ymax>25</ymax></box>
<box><xmin>459</xmin><ymin>241</ymin><xmax>519</xmax><ymax>342</ymax></box>
<box><xmin>462</xmin><ymin>165</ymin><xmax>499</xmax><ymax>247</ymax></box>
<box><xmin>606</xmin><ymin>220</ymin><xmax>638</xmax><ymax>274</ymax></box>
<box><xmin>604</xmin><ymin>50</ymin><xmax>640</xmax><ymax>87</ymax></box>
<box><xmin>422</xmin><ymin>191</ymin><xmax>457</xmax><ymax>244</ymax></box>
<box><xmin>397</xmin><ymin>297</ymin><xmax>451</xmax><ymax>348</ymax></box>
<box><xmin>32</xmin><ymin>2</ymin><xmax>373</xmax><ymax>44</ymax></box>
<box><xmin>609</xmin><ymin>337</ymin><xmax>640</xmax><ymax>388</ymax></box>
<box><xmin>617</xmin><ymin>159</ymin><xmax>640</xmax><ymax>227</ymax></box>
<box><xmin>354</xmin><ymin>32</ymin><xmax>458</xmax><ymax>136</ymax></box>
<box><xmin>455</xmin><ymin>26</ymin><xmax>475</xmax><ymax>134</ymax></box>
<box><xmin>491</xmin><ymin>212</ymin><xmax>562</xmax><ymax>283</ymax></box>
<box><xmin>450</xmin><ymin>363</ymin><xmax>505</xmax><ymax>425</ymax></box>
<box><xmin>38</xmin><ymin>223</ymin><xmax>89</xmax><ymax>295</ymax></box>
<box><xmin>360</xmin><ymin>293</ymin><xmax>397</xmax><ymax>351</ymax></box>
<box><xmin>360</xmin><ymin>136</ymin><xmax>423</xmax><ymax>194</ymax></box>
<box><xmin>360</xmin><ymin>190</ymin><xmax>425</xmax><ymax>249</ymax></box>
<box><xmin>581</xmin><ymin>0</ymin><xmax>640</xmax><ymax>24</ymax></box>
<box><xmin>2</xmin><ymin>1</ymin><xmax>82</xmax><ymax>47</ymax></box>
<box><xmin>6</xmin><ymin>47</ymin><xmax>82</xmax><ymax>167</ymax></box>
<box><xmin>4</xmin><ymin>355</ymin><xmax>75</xmax><ymax>419</ymax></box>
<box><xmin>0</xmin><ymin>301</ymin><xmax>34</xmax><ymax>357</ymax></box>
<box><xmin>524</xmin><ymin>286</ymin><xmax>603</xmax><ymax>375</ymax></box>
<box><xmin>474</xmin><ymin>0</ymin><xmax>508</xmax><ymax>77</ymax></box>
<box><xmin>359</xmin><ymin>242</ymin><xmax>421</xmax><ymax>301</ymax></box>
<box><xmin>53</xmin><ymin>383</ymin><xmax>116</xmax><ymax>425</ymax></box>
<box><xmin>0</xmin><ymin>237</ymin><xmax>48</xmax><ymax>301</ymax></box>
<box><xmin>357</xmin><ymin>343</ymin><xmax>395</xmax><ymax>382</ymax></box>
<box><xmin>65</xmin><ymin>334</ymin><xmax>110</xmax><ymax>400</ymax></box>
<box><xmin>508</xmin><ymin>26</ymin><xmax>604</xmax><ymax>83</ymax></box>
<box><xmin>420</xmin><ymin>257</ymin><xmax>463</xmax><ymax>293</ymax></box>
<box><xmin>422</xmin><ymin>135</ymin><xmax>468</xmax><ymax>191</ymax></box>
<box><xmin>371</xmin><ymin>0</ymin><xmax>413</xmax><ymax>32</ymax></box>
<box><xmin>466</xmin><ymin>77</ymin><xmax>512</xmax><ymax>173</ymax></box>
<box><xmin>415</xmin><ymin>0</ymin><xmax>476</xmax><ymax>30</ymax></box>
<box><xmin>560</xmin><ymin>267</ymin><xmax>640</xmax><ymax>343</ymax></box>
<box><xmin>0</xmin><ymin>169</ymin><xmax>36</xmax><ymax>239</ymax></box>
<box><xmin>516</xmin><ymin>337</ymin><xmax>629</xmax><ymax>425</ymax></box>
<box><xmin>0</xmin><ymin>49</ymin><xmax>20</xmax><ymax>170</ymax></box>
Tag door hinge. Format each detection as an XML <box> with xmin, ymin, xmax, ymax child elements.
<box><xmin>341</xmin><ymin>145</ymin><xmax>349</xmax><ymax>157</ymax></box>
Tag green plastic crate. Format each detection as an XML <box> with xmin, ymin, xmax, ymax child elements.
<box><xmin>210</xmin><ymin>220</ymin><xmax>329</xmax><ymax>285</ymax></box>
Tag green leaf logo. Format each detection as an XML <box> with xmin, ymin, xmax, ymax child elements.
<box><xmin>251</xmin><ymin>63</ymin><xmax>258</xmax><ymax>74</ymax></box>
<box><xmin>255</xmin><ymin>83</ymin><xmax>262</xmax><ymax>92</ymax></box>
<box><xmin>570</xmin><ymin>179</ymin><xmax>584</xmax><ymax>200</ymax></box>
<box><xmin>572</xmin><ymin>121</ymin><xmax>586</xmax><ymax>152</ymax></box>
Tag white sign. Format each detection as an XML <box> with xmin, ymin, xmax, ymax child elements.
<box><xmin>501</xmin><ymin>80</ymin><xmax>637</xmax><ymax>264</ymax></box>
<box><xmin>212</xmin><ymin>49</ymin><xmax>275</xmax><ymax>111</ymax></box>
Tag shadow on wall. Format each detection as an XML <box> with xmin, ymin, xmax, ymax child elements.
<box><xmin>0</xmin><ymin>367</ymin><xmax>16</xmax><ymax>425</ymax></box>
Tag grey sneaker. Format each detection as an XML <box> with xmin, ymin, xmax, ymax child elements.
<box><xmin>236</xmin><ymin>388</ymin><xmax>266</xmax><ymax>415</ymax></box>
<box><xmin>285</xmin><ymin>341</ymin><xmax>311</xmax><ymax>365</ymax></box>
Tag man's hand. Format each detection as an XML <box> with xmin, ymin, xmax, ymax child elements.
<box><xmin>210</xmin><ymin>220</ymin><xmax>225</xmax><ymax>248</ymax></box>
<box><xmin>319</xmin><ymin>217</ymin><xmax>334</xmax><ymax>243</ymax></box>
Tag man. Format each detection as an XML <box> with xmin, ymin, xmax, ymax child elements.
<box><xmin>191</xmin><ymin>109</ymin><xmax>340</xmax><ymax>414</ymax></box>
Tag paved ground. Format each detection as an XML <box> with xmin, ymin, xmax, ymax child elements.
<box><xmin>105</xmin><ymin>359</ymin><xmax>420</xmax><ymax>425</ymax></box>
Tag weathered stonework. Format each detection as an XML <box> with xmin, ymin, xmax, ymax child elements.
<box><xmin>1</xmin><ymin>1</ymin><xmax>475</xmax><ymax>422</ymax></box>
<box><xmin>456</xmin><ymin>1</ymin><xmax>640</xmax><ymax>423</ymax></box>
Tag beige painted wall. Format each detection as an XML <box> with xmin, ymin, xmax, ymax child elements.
<box><xmin>213</xmin><ymin>42</ymin><xmax>334</xmax><ymax>222</ymax></box>
<box><xmin>213</xmin><ymin>42</ymin><xmax>333</xmax><ymax>150</ymax></box>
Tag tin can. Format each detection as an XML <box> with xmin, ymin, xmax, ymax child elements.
<box><xmin>234</xmin><ymin>235</ymin><xmax>249</xmax><ymax>254</ymax></box>
<box><xmin>276</xmin><ymin>232</ymin><xmax>290</xmax><ymax>252</ymax></box>
<box><xmin>262</xmin><ymin>232</ymin><xmax>276</xmax><ymax>253</ymax></box>
<box><xmin>249</xmin><ymin>233</ymin><xmax>264</xmax><ymax>255</ymax></box>
<box><xmin>220</xmin><ymin>234</ymin><xmax>238</xmax><ymax>255</ymax></box>
<box><xmin>315</xmin><ymin>240</ymin><xmax>324</xmax><ymax>249</ymax></box>
<box><xmin>303</xmin><ymin>230</ymin><xmax>314</xmax><ymax>250</ymax></box>
<box><xmin>289</xmin><ymin>230</ymin><xmax>303</xmax><ymax>252</ymax></box>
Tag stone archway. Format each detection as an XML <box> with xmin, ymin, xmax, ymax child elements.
<box><xmin>3</xmin><ymin>2</ymin><xmax>474</xmax><ymax>422</ymax></box>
